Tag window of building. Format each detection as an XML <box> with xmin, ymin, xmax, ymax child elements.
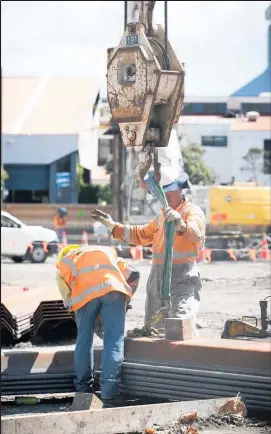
<box><xmin>98</xmin><ymin>137</ymin><xmax>112</xmax><ymax>166</ymax></box>
<box><xmin>201</xmin><ymin>136</ymin><xmax>228</xmax><ymax>147</ymax></box>
<box><xmin>264</xmin><ymin>139</ymin><xmax>271</xmax><ymax>174</ymax></box>
<box><xmin>242</xmin><ymin>103</ymin><xmax>271</xmax><ymax>115</ymax></box>
<box><xmin>57</xmin><ymin>156</ymin><xmax>70</xmax><ymax>172</ymax></box>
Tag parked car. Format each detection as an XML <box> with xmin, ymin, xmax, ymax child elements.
<box><xmin>1</xmin><ymin>211</ymin><xmax>59</xmax><ymax>263</ymax></box>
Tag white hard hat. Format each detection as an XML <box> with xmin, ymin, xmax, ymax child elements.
<box><xmin>159</xmin><ymin>166</ymin><xmax>180</xmax><ymax>186</ymax></box>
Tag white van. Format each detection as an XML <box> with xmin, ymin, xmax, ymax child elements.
<box><xmin>1</xmin><ymin>211</ymin><xmax>59</xmax><ymax>263</ymax></box>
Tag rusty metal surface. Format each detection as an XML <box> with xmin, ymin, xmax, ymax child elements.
<box><xmin>124</xmin><ymin>337</ymin><xmax>271</xmax><ymax>375</ymax></box>
<box><xmin>1</xmin><ymin>286</ymin><xmax>76</xmax><ymax>343</ymax></box>
<box><xmin>1</xmin><ymin>347</ymin><xmax>102</xmax><ymax>376</ymax></box>
<box><xmin>1</xmin><ymin>347</ymin><xmax>102</xmax><ymax>396</ymax></box>
<box><xmin>107</xmin><ymin>5</ymin><xmax>185</xmax><ymax>149</ymax></box>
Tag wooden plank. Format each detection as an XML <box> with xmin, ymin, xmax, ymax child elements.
<box><xmin>2</xmin><ymin>397</ymin><xmax>232</xmax><ymax>434</ymax></box>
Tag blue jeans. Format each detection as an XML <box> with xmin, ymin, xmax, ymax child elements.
<box><xmin>74</xmin><ymin>291</ymin><xmax>126</xmax><ymax>400</ymax></box>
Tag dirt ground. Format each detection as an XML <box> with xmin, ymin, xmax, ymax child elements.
<box><xmin>1</xmin><ymin>257</ymin><xmax>271</xmax><ymax>432</ymax></box>
<box><xmin>1</xmin><ymin>257</ymin><xmax>270</xmax><ymax>343</ymax></box>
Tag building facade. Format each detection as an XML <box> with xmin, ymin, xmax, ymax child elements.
<box><xmin>2</xmin><ymin>77</ymin><xmax>101</xmax><ymax>203</ymax></box>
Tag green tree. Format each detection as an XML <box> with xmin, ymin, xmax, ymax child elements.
<box><xmin>1</xmin><ymin>166</ymin><xmax>8</xmax><ymax>183</ymax></box>
<box><xmin>182</xmin><ymin>143</ymin><xmax>215</xmax><ymax>185</ymax></box>
<box><xmin>240</xmin><ymin>147</ymin><xmax>264</xmax><ymax>184</ymax></box>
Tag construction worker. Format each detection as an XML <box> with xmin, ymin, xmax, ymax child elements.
<box><xmin>91</xmin><ymin>169</ymin><xmax>205</xmax><ymax>334</ymax></box>
<box><xmin>56</xmin><ymin>244</ymin><xmax>140</xmax><ymax>408</ymax></box>
<box><xmin>54</xmin><ymin>207</ymin><xmax>67</xmax><ymax>241</ymax></box>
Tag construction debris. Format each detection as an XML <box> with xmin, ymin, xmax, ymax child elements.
<box><xmin>218</xmin><ymin>395</ymin><xmax>247</xmax><ymax>417</ymax></box>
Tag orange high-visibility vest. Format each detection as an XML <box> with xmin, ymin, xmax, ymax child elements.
<box><xmin>113</xmin><ymin>199</ymin><xmax>205</xmax><ymax>265</ymax></box>
<box><xmin>56</xmin><ymin>246</ymin><xmax>132</xmax><ymax>312</ymax></box>
<box><xmin>54</xmin><ymin>214</ymin><xmax>67</xmax><ymax>229</ymax></box>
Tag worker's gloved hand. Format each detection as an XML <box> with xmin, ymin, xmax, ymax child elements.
<box><xmin>94</xmin><ymin>317</ymin><xmax>104</xmax><ymax>340</ymax></box>
<box><xmin>90</xmin><ymin>209</ymin><xmax>116</xmax><ymax>232</ymax></box>
<box><xmin>164</xmin><ymin>207</ymin><xmax>186</xmax><ymax>233</ymax></box>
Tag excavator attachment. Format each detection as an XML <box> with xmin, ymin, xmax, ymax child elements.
<box><xmin>107</xmin><ymin>1</ymin><xmax>185</xmax><ymax>149</ymax></box>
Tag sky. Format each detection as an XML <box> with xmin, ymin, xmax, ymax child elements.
<box><xmin>1</xmin><ymin>0</ymin><xmax>270</xmax><ymax>96</ymax></box>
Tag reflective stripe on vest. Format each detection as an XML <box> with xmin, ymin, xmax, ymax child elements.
<box><xmin>152</xmin><ymin>251</ymin><xmax>198</xmax><ymax>260</ymax></box>
<box><xmin>61</xmin><ymin>256</ymin><xmax>121</xmax><ymax>288</ymax></box>
<box><xmin>70</xmin><ymin>279</ymin><xmax>131</xmax><ymax>309</ymax></box>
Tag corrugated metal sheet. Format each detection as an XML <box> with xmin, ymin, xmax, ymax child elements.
<box><xmin>3</xmin><ymin>135</ymin><xmax>77</xmax><ymax>165</ymax></box>
<box><xmin>5</xmin><ymin>165</ymin><xmax>49</xmax><ymax>190</ymax></box>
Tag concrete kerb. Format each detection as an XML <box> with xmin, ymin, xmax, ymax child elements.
<box><xmin>1</xmin><ymin>397</ymin><xmax>233</xmax><ymax>434</ymax></box>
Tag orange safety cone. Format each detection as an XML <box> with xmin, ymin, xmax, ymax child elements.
<box><xmin>227</xmin><ymin>249</ymin><xmax>237</xmax><ymax>261</ymax></box>
<box><xmin>260</xmin><ymin>233</ymin><xmax>270</xmax><ymax>260</ymax></box>
<box><xmin>248</xmin><ymin>248</ymin><xmax>257</xmax><ymax>262</ymax></box>
<box><xmin>204</xmin><ymin>248</ymin><xmax>212</xmax><ymax>263</ymax></box>
<box><xmin>61</xmin><ymin>231</ymin><xmax>68</xmax><ymax>248</ymax></box>
<box><xmin>42</xmin><ymin>242</ymin><xmax>48</xmax><ymax>253</ymax></box>
<box><xmin>130</xmin><ymin>245</ymin><xmax>144</xmax><ymax>261</ymax></box>
<box><xmin>28</xmin><ymin>243</ymin><xmax>34</xmax><ymax>254</ymax></box>
<box><xmin>198</xmin><ymin>248</ymin><xmax>205</xmax><ymax>262</ymax></box>
<box><xmin>81</xmin><ymin>231</ymin><xmax>88</xmax><ymax>246</ymax></box>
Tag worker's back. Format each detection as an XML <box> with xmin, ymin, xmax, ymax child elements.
<box><xmin>57</xmin><ymin>246</ymin><xmax>132</xmax><ymax>311</ymax></box>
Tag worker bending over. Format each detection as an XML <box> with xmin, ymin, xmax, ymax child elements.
<box><xmin>92</xmin><ymin>170</ymin><xmax>205</xmax><ymax>333</ymax></box>
<box><xmin>54</xmin><ymin>207</ymin><xmax>67</xmax><ymax>241</ymax></box>
<box><xmin>56</xmin><ymin>245</ymin><xmax>140</xmax><ymax>408</ymax></box>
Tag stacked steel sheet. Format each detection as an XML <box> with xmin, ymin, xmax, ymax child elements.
<box><xmin>33</xmin><ymin>300</ymin><xmax>75</xmax><ymax>336</ymax></box>
<box><xmin>119</xmin><ymin>337</ymin><xmax>271</xmax><ymax>412</ymax></box>
<box><xmin>1</xmin><ymin>347</ymin><xmax>102</xmax><ymax>396</ymax></box>
<box><xmin>1</xmin><ymin>286</ymin><xmax>75</xmax><ymax>344</ymax></box>
<box><xmin>1</xmin><ymin>304</ymin><xmax>33</xmax><ymax>340</ymax></box>
<box><xmin>120</xmin><ymin>361</ymin><xmax>271</xmax><ymax>412</ymax></box>
<box><xmin>1</xmin><ymin>337</ymin><xmax>270</xmax><ymax>413</ymax></box>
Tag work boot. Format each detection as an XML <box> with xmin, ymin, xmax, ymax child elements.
<box><xmin>102</xmin><ymin>396</ymin><xmax>126</xmax><ymax>409</ymax></box>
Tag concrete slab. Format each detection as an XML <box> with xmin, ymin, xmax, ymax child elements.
<box><xmin>1</xmin><ymin>397</ymin><xmax>232</xmax><ymax>434</ymax></box>
<box><xmin>71</xmin><ymin>393</ymin><xmax>103</xmax><ymax>411</ymax></box>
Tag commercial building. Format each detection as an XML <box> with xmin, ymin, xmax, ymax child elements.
<box><xmin>2</xmin><ymin>77</ymin><xmax>101</xmax><ymax>203</ymax></box>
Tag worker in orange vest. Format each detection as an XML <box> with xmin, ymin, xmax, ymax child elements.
<box><xmin>91</xmin><ymin>169</ymin><xmax>205</xmax><ymax>334</ymax></box>
<box><xmin>56</xmin><ymin>244</ymin><xmax>140</xmax><ymax>408</ymax></box>
<box><xmin>53</xmin><ymin>207</ymin><xmax>67</xmax><ymax>241</ymax></box>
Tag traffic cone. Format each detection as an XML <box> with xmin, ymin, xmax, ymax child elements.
<box><xmin>205</xmin><ymin>248</ymin><xmax>212</xmax><ymax>262</ymax></box>
<box><xmin>260</xmin><ymin>233</ymin><xmax>270</xmax><ymax>260</ymax></box>
<box><xmin>42</xmin><ymin>242</ymin><xmax>48</xmax><ymax>253</ymax></box>
<box><xmin>198</xmin><ymin>248</ymin><xmax>205</xmax><ymax>262</ymax></box>
<box><xmin>248</xmin><ymin>248</ymin><xmax>257</xmax><ymax>262</ymax></box>
<box><xmin>61</xmin><ymin>231</ymin><xmax>68</xmax><ymax>248</ymax></box>
<box><xmin>130</xmin><ymin>245</ymin><xmax>144</xmax><ymax>261</ymax></box>
<box><xmin>81</xmin><ymin>231</ymin><xmax>88</xmax><ymax>246</ymax></box>
<box><xmin>227</xmin><ymin>249</ymin><xmax>237</xmax><ymax>261</ymax></box>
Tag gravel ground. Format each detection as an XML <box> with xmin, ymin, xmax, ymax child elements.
<box><xmin>1</xmin><ymin>257</ymin><xmax>270</xmax><ymax>431</ymax></box>
<box><xmin>1</xmin><ymin>257</ymin><xmax>270</xmax><ymax>344</ymax></box>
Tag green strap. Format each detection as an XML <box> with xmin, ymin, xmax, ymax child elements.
<box><xmin>145</xmin><ymin>174</ymin><xmax>174</xmax><ymax>302</ymax></box>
